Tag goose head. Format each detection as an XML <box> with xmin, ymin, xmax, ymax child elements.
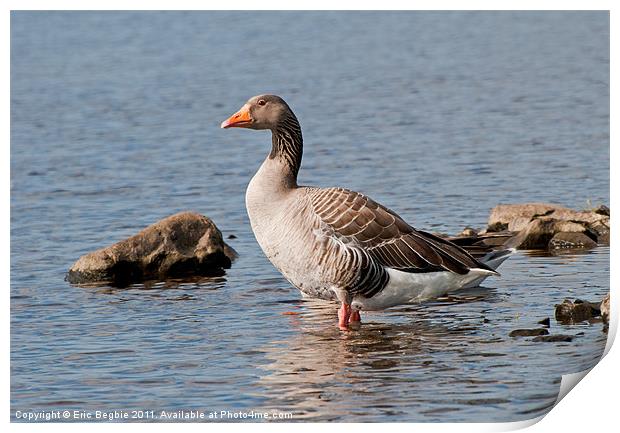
<box><xmin>220</xmin><ymin>94</ymin><xmax>292</xmax><ymax>130</ymax></box>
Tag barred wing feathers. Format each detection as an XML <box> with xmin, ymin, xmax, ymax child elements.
<box><xmin>309</xmin><ymin>187</ymin><xmax>496</xmax><ymax>287</ymax></box>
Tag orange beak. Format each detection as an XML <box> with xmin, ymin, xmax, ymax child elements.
<box><xmin>221</xmin><ymin>106</ymin><xmax>253</xmax><ymax>129</ymax></box>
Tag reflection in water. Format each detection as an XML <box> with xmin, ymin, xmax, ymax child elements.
<box><xmin>84</xmin><ymin>276</ymin><xmax>228</xmax><ymax>295</ymax></box>
<box><xmin>253</xmin><ymin>291</ymin><xmax>535</xmax><ymax>421</ymax></box>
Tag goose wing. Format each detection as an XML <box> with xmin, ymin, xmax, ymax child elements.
<box><xmin>309</xmin><ymin>187</ymin><xmax>494</xmax><ymax>275</ymax></box>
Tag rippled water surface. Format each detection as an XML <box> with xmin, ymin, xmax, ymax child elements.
<box><xmin>11</xmin><ymin>11</ymin><xmax>609</xmax><ymax>422</ymax></box>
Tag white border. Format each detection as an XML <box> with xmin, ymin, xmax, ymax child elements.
<box><xmin>4</xmin><ymin>2</ymin><xmax>616</xmax><ymax>433</ymax></box>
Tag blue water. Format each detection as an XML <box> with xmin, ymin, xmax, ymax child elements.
<box><xmin>11</xmin><ymin>11</ymin><xmax>609</xmax><ymax>422</ymax></box>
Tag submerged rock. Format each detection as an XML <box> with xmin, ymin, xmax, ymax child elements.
<box><xmin>509</xmin><ymin>328</ymin><xmax>549</xmax><ymax>337</ymax></box>
<box><xmin>554</xmin><ymin>299</ymin><xmax>601</xmax><ymax>324</ymax></box>
<box><xmin>67</xmin><ymin>212</ymin><xmax>237</xmax><ymax>286</ymax></box>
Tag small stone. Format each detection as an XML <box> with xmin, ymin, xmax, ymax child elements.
<box><xmin>227</xmin><ymin>234</ymin><xmax>238</xmax><ymax>239</ymax></box>
<box><xmin>509</xmin><ymin>328</ymin><xmax>549</xmax><ymax>337</ymax></box>
<box><xmin>548</xmin><ymin>232</ymin><xmax>597</xmax><ymax>250</ymax></box>
<box><xmin>555</xmin><ymin>299</ymin><xmax>600</xmax><ymax>324</ymax></box>
<box><xmin>537</xmin><ymin>318</ymin><xmax>551</xmax><ymax>327</ymax></box>
<box><xmin>593</xmin><ymin>204</ymin><xmax>610</xmax><ymax>216</ymax></box>
<box><xmin>459</xmin><ymin>227</ymin><xmax>478</xmax><ymax>237</ymax></box>
<box><xmin>533</xmin><ymin>335</ymin><xmax>574</xmax><ymax>343</ymax></box>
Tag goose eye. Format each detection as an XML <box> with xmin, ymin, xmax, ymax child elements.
<box><xmin>257</xmin><ymin>99</ymin><xmax>266</xmax><ymax>106</ymax></box>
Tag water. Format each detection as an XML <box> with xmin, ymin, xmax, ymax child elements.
<box><xmin>11</xmin><ymin>11</ymin><xmax>609</xmax><ymax>422</ymax></box>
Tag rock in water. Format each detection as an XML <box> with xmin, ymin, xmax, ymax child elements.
<box><xmin>505</xmin><ymin>218</ymin><xmax>590</xmax><ymax>249</ymax></box>
<box><xmin>588</xmin><ymin>220</ymin><xmax>610</xmax><ymax>245</ymax></box>
<box><xmin>487</xmin><ymin>203</ymin><xmax>562</xmax><ymax>232</ymax></box>
<box><xmin>509</xmin><ymin>328</ymin><xmax>549</xmax><ymax>337</ymax></box>
<box><xmin>548</xmin><ymin>232</ymin><xmax>598</xmax><ymax>250</ymax></box>
<box><xmin>488</xmin><ymin>203</ymin><xmax>609</xmax><ymax>232</ymax></box>
<box><xmin>554</xmin><ymin>299</ymin><xmax>601</xmax><ymax>324</ymax></box>
<box><xmin>504</xmin><ymin>218</ymin><xmax>560</xmax><ymax>249</ymax></box>
<box><xmin>67</xmin><ymin>212</ymin><xmax>236</xmax><ymax>285</ymax></box>
<box><xmin>532</xmin><ymin>335</ymin><xmax>574</xmax><ymax>343</ymax></box>
<box><xmin>489</xmin><ymin>202</ymin><xmax>610</xmax><ymax>249</ymax></box>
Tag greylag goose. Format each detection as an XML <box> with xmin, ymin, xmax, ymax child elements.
<box><xmin>221</xmin><ymin>95</ymin><xmax>512</xmax><ymax>330</ymax></box>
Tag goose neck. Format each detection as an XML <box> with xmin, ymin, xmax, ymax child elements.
<box><xmin>269</xmin><ymin>116</ymin><xmax>303</xmax><ymax>186</ymax></box>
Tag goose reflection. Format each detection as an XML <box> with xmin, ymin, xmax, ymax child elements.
<box><xmin>252</xmin><ymin>287</ymin><xmax>498</xmax><ymax>421</ymax></box>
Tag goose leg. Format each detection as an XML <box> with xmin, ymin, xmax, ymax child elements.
<box><xmin>338</xmin><ymin>302</ymin><xmax>351</xmax><ymax>330</ymax></box>
<box><xmin>349</xmin><ymin>310</ymin><xmax>361</xmax><ymax>325</ymax></box>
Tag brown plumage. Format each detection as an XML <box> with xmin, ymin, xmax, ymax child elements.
<box><xmin>309</xmin><ymin>187</ymin><xmax>493</xmax><ymax>274</ymax></box>
<box><xmin>306</xmin><ymin>187</ymin><xmax>496</xmax><ymax>299</ymax></box>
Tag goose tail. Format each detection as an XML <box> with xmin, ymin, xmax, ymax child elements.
<box><xmin>462</xmin><ymin>248</ymin><xmax>515</xmax><ymax>289</ymax></box>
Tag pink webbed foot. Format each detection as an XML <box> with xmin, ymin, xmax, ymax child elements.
<box><xmin>338</xmin><ymin>303</ymin><xmax>362</xmax><ymax>330</ymax></box>
<box><xmin>348</xmin><ymin>309</ymin><xmax>361</xmax><ymax>330</ymax></box>
<box><xmin>338</xmin><ymin>302</ymin><xmax>351</xmax><ymax>331</ymax></box>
